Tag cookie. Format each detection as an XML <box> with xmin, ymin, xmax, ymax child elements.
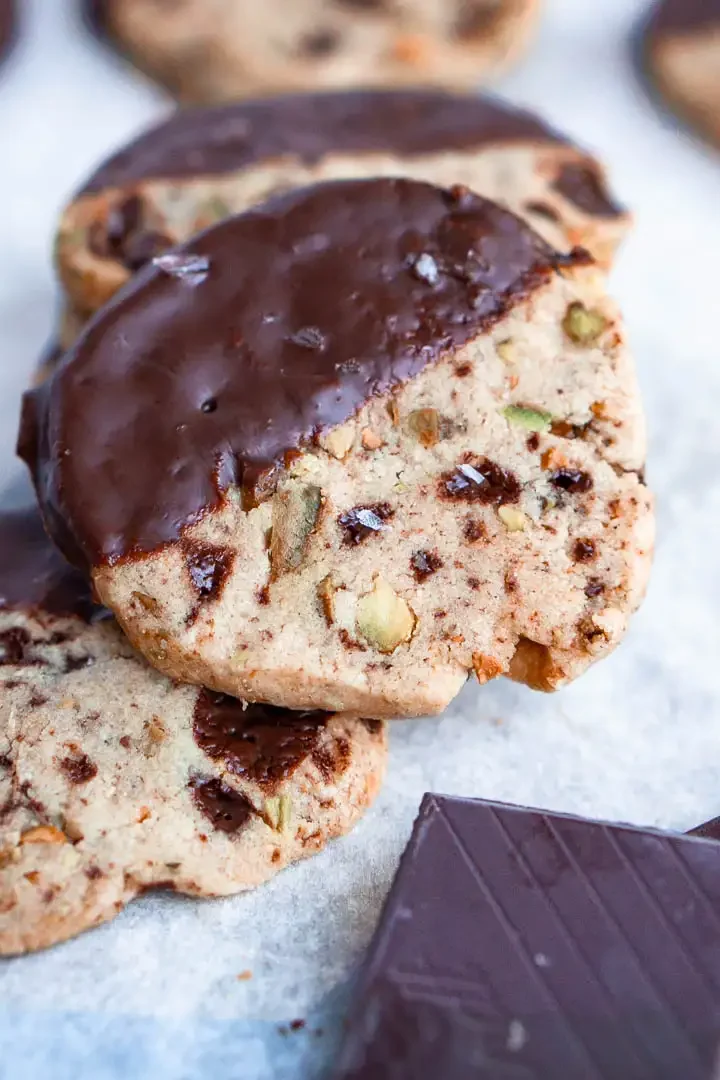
<box><xmin>84</xmin><ymin>0</ymin><xmax>540</xmax><ymax>104</ymax></box>
<box><xmin>22</xmin><ymin>178</ymin><xmax>653</xmax><ymax>720</ymax></box>
<box><xmin>0</xmin><ymin>0</ymin><xmax>16</xmax><ymax>64</ymax></box>
<box><xmin>642</xmin><ymin>0</ymin><xmax>720</xmax><ymax>146</ymax></box>
<box><xmin>56</xmin><ymin>89</ymin><xmax>629</xmax><ymax>333</ymax></box>
<box><xmin>0</xmin><ymin>505</ymin><xmax>386</xmax><ymax>955</ymax></box>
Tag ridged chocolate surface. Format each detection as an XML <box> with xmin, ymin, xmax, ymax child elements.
<box><xmin>336</xmin><ymin>794</ymin><xmax>720</xmax><ymax>1079</ymax></box>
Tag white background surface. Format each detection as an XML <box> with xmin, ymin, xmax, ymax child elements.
<box><xmin>1</xmin><ymin>1</ymin><xmax>720</xmax><ymax>1077</ymax></box>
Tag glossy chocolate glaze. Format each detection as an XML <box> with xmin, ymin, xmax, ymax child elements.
<box><xmin>78</xmin><ymin>88</ymin><xmax>603</xmax><ymax>200</ymax></box>
<box><xmin>649</xmin><ymin>0</ymin><xmax>720</xmax><ymax>36</ymax></box>
<box><xmin>193</xmin><ymin>690</ymin><xmax>328</xmax><ymax>788</ymax></box>
<box><xmin>0</xmin><ymin>505</ymin><xmax>95</xmax><ymax>621</ymax></box>
<box><xmin>22</xmin><ymin>178</ymin><xmax>589</xmax><ymax>565</ymax></box>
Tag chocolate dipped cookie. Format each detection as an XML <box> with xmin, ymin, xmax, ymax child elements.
<box><xmin>0</xmin><ymin>505</ymin><xmax>386</xmax><ymax>955</ymax></box>
<box><xmin>23</xmin><ymin>178</ymin><xmax>654</xmax><ymax>719</ymax></box>
<box><xmin>56</xmin><ymin>89</ymin><xmax>629</xmax><ymax>340</ymax></box>
<box><xmin>642</xmin><ymin>0</ymin><xmax>720</xmax><ymax>147</ymax></box>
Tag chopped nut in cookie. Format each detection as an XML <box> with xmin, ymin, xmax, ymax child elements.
<box><xmin>271</xmin><ymin>485</ymin><xmax>322</xmax><ymax>577</ymax></box>
<box><xmin>562</xmin><ymin>302</ymin><xmax>608</xmax><ymax>346</ymax></box>
<box><xmin>503</xmin><ymin>405</ymin><xmax>552</xmax><ymax>432</ymax></box>
<box><xmin>472</xmin><ymin>653</ymin><xmax>504</xmax><ymax>685</ymax></box>
<box><xmin>356</xmin><ymin>578</ymin><xmax>416</xmax><ymax>653</ymax></box>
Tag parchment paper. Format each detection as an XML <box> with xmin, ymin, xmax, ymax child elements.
<box><xmin>1</xmin><ymin>1</ymin><xmax>719</xmax><ymax>1076</ymax></box>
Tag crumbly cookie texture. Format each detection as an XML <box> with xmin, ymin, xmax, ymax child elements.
<box><xmin>643</xmin><ymin>0</ymin><xmax>720</xmax><ymax>147</ymax></box>
<box><xmin>56</xmin><ymin>90</ymin><xmax>628</xmax><ymax>327</ymax></box>
<box><xmin>24</xmin><ymin>180</ymin><xmax>653</xmax><ymax>720</ymax></box>
<box><xmin>0</xmin><ymin>512</ymin><xmax>386</xmax><ymax>956</ymax></box>
<box><xmin>87</xmin><ymin>0</ymin><xmax>540</xmax><ymax>104</ymax></box>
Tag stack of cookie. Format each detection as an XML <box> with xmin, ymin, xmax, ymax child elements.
<box><xmin>1</xmin><ymin>72</ymin><xmax>654</xmax><ymax>957</ymax></box>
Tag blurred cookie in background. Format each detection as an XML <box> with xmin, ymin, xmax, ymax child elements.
<box><xmin>82</xmin><ymin>0</ymin><xmax>541</xmax><ymax>104</ymax></box>
<box><xmin>55</xmin><ymin>89</ymin><xmax>628</xmax><ymax>336</ymax></box>
<box><xmin>642</xmin><ymin>0</ymin><xmax>720</xmax><ymax>147</ymax></box>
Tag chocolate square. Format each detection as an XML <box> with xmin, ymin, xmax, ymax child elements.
<box><xmin>335</xmin><ymin>794</ymin><xmax>720</xmax><ymax>1079</ymax></box>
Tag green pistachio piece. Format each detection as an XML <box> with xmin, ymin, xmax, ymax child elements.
<box><xmin>562</xmin><ymin>302</ymin><xmax>608</xmax><ymax>346</ymax></box>
<box><xmin>503</xmin><ymin>405</ymin><xmax>553</xmax><ymax>432</ymax></box>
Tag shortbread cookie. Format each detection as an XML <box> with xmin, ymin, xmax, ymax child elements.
<box><xmin>56</xmin><ymin>89</ymin><xmax>628</xmax><ymax>332</ymax></box>
<box><xmin>642</xmin><ymin>0</ymin><xmax>720</xmax><ymax>147</ymax></box>
<box><xmin>0</xmin><ymin>505</ymin><xmax>386</xmax><ymax>955</ymax></box>
<box><xmin>0</xmin><ymin>0</ymin><xmax>16</xmax><ymax>64</ymax></box>
<box><xmin>85</xmin><ymin>0</ymin><xmax>540</xmax><ymax>104</ymax></box>
<box><xmin>23</xmin><ymin>178</ymin><xmax>653</xmax><ymax>719</ymax></box>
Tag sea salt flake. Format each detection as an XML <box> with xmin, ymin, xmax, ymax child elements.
<box><xmin>412</xmin><ymin>253</ymin><xmax>440</xmax><ymax>286</ymax></box>
<box><xmin>459</xmin><ymin>462</ymin><xmax>486</xmax><ymax>486</ymax></box>
<box><xmin>353</xmin><ymin>509</ymin><xmax>388</xmax><ymax>532</ymax></box>
<box><xmin>289</xmin><ymin>327</ymin><xmax>326</xmax><ymax>350</ymax></box>
<box><xmin>152</xmin><ymin>253</ymin><xmax>210</xmax><ymax>285</ymax></box>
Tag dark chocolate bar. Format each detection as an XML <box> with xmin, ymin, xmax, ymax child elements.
<box><xmin>335</xmin><ymin>795</ymin><xmax>720</xmax><ymax>1079</ymax></box>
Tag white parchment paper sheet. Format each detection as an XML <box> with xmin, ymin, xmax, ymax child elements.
<box><xmin>1</xmin><ymin>0</ymin><xmax>719</xmax><ymax>1076</ymax></box>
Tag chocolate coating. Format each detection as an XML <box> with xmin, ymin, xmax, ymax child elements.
<box><xmin>82</xmin><ymin>89</ymin><xmax>574</xmax><ymax>195</ymax></box>
<box><xmin>0</xmin><ymin>505</ymin><xmax>96</xmax><ymax>621</ymax></box>
<box><xmin>552</xmin><ymin>162</ymin><xmax>623</xmax><ymax>218</ymax></box>
<box><xmin>193</xmin><ymin>690</ymin><xmax>328</xmax><ymax>788</ymax></box>
<box><xmin>82</xmin><ymin>0</ymin><xmax>107</xmax><ymax>37</ymax></box>
<box><xmin>22</xmin><ymin>178</ymin><xmax>588</xmax><ymax>565</ymax></box>
<box><xmin>0</xmin><ymin>0</ymin><xmax>16</xmax><ymax>63</ymax></box>
<box><xmin>648</xmin><ymin>0</ymin><xmax>720</xmax><ymax>36</ymax></box>
<box><xmin>336</xmin><ymin>794</ymin><xmax>720</xmax><ymax>1079</ymax></box>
